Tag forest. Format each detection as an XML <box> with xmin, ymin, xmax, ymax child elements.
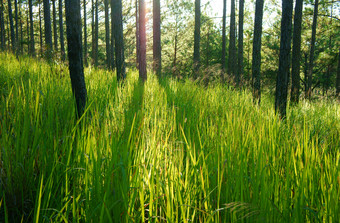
<box><xmin>0</xmin><ymin>0</ymin><xmax>339</xmax><ymax>222</ymax></box>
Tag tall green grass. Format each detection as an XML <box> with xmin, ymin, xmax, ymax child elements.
<box><xmin>0</xmin><ymin>52</ymin><xmax>339</xmax><ymax>222</ymax></box>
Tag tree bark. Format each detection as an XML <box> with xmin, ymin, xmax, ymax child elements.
<box><xmin>29</xmin><ymin>0</ymin><xmax>35</xmax><ymax>56</ymax></box>
<box><xmin>8</xmin><ymin>0</ymin><xmax>16</xmax><ymax>52</ymax></box>
<box><xmin>59</xmin><ymin>0</ymin><xmax>65</xmax><ymax>61</ymax></box>
<box><xmin>221</xmin><ymin>0</ymin><xmax>227</xmax><ymax>81</ymax></box>
<box><xmin>237</xmin><ymin>0</ymin><xmax>244</xmax><ymax>87</ymax></box>
<box><xmin>228</xmin><ymin>0</ymin><xmax>236</xmax><ymax>79</ymax></box>
<box><xmin>153</xmin><ymin>0</ymin><xmax>161</xmax><ymax>77</ymax></box>
<box><xmin>83</xmin><ymin>0</ymin><xmax>87</xmax><ymax>65</ymax></box>
<box><xmin>275</xmin><ymin>0</ymin><xmax>293</xmax><ymax>119</ymax></box>
<box><xmin>104</xmin><ymin>0</ymin><xmax>111</xmax><ymax>68</ymax></box>
<box><xmin>110</xmin><ymin>0</ymin><xmax>115</xmax><ymax>69</ymax></box>
<box><xmin>94</xmin><ymin>0</ymin><xmax>98</xmax><ymax>67</ymax></box>
<box><xmin>113</xmin><ymin>0</ymin><xmax>126</xmax><ymax>80</ymax></box>
<box><xmin>0</xmin><ymin>1</ymin><xmax>5</xmax><ymax>50</ymax></box>
<box><xmin>139</xmin><ymin>0</ymin><xmax>147</xmax><ymax>81</ymax></box>
<box><xmin>65</xmin><ymin>0</ymin><xmax>87</xmax><ymax>117</ymax></box>
<box><xmin>135</xmin><ymin>0</ymin><xmax>139</xmax><ymax>69</ymax></box>
<box><xmin>252</xmin><ymin>0</ymin><xmax>264</xmax><ymax>104</ymax></box>
<box><xmin>52</xmin><ymin>0</ymin><xmax>58</xmax><ymax>51</ymax></box>
<box><xmin>43</xmin><ymin>0</ymin><xmax>53</xmax><ymax>60</ymax></box>
<box><xmin>193</xmin><ymin>0</ymin><xmax>201</xmax><ymax>78</ymax></box>
<box><xmin>306</xmin><ymin>0</ymin><xmax>319</xmax><ymax>99</ymax></box>
<box><xmin>290</xmin><ymin>0</ymin><xmax>303</xmax><ymax>104</ymax></box>
<box><xmin>91</xmin><ymin>0</ymin><xmax>94</xmax><ymax>65</ymax></box>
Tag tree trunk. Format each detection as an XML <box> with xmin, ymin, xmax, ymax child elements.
<box><xmin>290</xmin><ymin>0</ymin><xmax>303</xmax><ymax>104</ymax></box>
<box><xmin>29</xmin><ymin>0</ymin><xmax>35</xmax><ymax>56</ymax></box>
<box><xmin>193</xmin><ymin>0</ymin><xmax>201</xmax><ymax>78</ymax></box>
<box><xmin>43</xmin><ymin>0</ymin><xmax>53</xmax><ymax>60</ymax></box>
<box><xmin>14</xmin><ymin>0</ymin><xmax>18</xmax><ymax>53</ymax></box>
<box><xmin>306</xmin><ymin>0</ymin><xmax>319</xmax><ymax>99</ymax></box>
<box><xmin>237</xmin><ymin>0</ymin><xmax>244</xmax><ymax>87</ymax></box>
<box><xmin>139</xmin><ymin>0</ymin><xmax>147</xmax><ymax>81</ymax></box>
<box><xmin>65</xmin><ymin>0</ymin><xmax>87</xmax><ymax>117</ymax></box>
<box><xmin>228</xmin><ymin>0</ymin><xmax>236</xmax><ymax>79</ymax></box>
<box><xmin>8</xmin><ymin>0</ymin><xmax>16</xmax><ymax>52</ymax></box>
<box><xmin>275</xmin><ymin>0</ymin><xmax>293</xmax><ymax>119</ymax></box>
<box><xmin>113</xmin><ymin>0</ymin><xmax>126</xmax><ymax>80</ymax></box>
<box><xmin>19</xmin><ymin>2</ymin><xmax>22</xmax><ymax>53</ymax></box>
<box><xmin>336</xmin><ymin>48</ymin><xmax>340</xmax><ymax>98</ymax></box>
<box><xmin>59</xmin><ymin>0</ymin><xmax>65</xmax><ymax>61</ymax></box>
<box><xmin>221</xmin><ymin>0</ymin><xmax>227</xmax><ymax>81</ymax></box>
<box><xmin>252</xmin><ymin>0</ymin><xmax>264</xmax><ymax>104</ymax></box>
<box><xmin>94</xmin><ymin>0</ymin><xmax>98</xmax><ymax>67</ymax></box>
<box><xmin>135</xmin><ymin>0</ymin><xmax>139</xmax><ymax>68</ymax></box>
<box><xmin>83</xmin><ymin>0</ymin><xmax>87</xmax><ymax>65</ymax></box>
<box><xmin>110</xmin><ymin>0</ymin><xmax>115</xmax><ymax>69</ymax></box>
<box><xmin>0</xmin><ymin>1</ymin><xmax>5</xmax><ymax>50</ymax></box>
<box><xmin>153</xmin><ymin>0</ymin><xmax>161</xmax><ymax>77</ymax></box>
<box><xmin>91</xmin><ymin>0</ymin><xmax>94</xmax><ymax>65</ymax></box>
<box><xmin>104</xmin><ymin>0</ymin><xmax>111</xmax><ymax>68</ymax></box>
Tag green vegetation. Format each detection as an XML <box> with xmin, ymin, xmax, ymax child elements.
<box><xmin>0</xmin><ymin>53</ymin><xmax>339</xmax><ymax>222</ymax></box>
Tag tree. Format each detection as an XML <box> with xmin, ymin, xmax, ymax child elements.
<box><xmin>113</xmin><ymin>0</ymin><xmax>126</xmax><ymax>80</ymax></box>
<box><xmin>290</xmin><ymin>0</ymin><xmax>303</xmax><ymax>103</ymax></box>
<box><xmin>65</xmin><ymin>0</ymin><xmax>87</xmax><ymax>117</ymax></box>
<box><xmin>252</xmin><ymin>0</ymin><xmax>264</xmax><ymax>104</ymax></box>
<box><xmin>104</xmin><ymin>0</ymin><xmax>110</xmax><ymax>68</ymax></box>
<box><xmin>94</xmin><ymin>0</ymin><xmax>98</xmax><ymax>67</ymax></box>
<box><xmin>0</xmin><ymin>1</ymin><xmax>5</xmax><ymax>50</ymax></box>
<box><xmin>139</xmin><ymin>0</ymin><xmax>147</xmax><ymax>81</ymax></box>
<box><xmin>275</xmin><ymin>0</ymin><xmax>293</xmax><ymax>118</ymax></box>
<box><xmin>237</xmin><ymin>0</ymin><xmax>244</xmax><ymax>87</ymax></box>
<box><xmin>59</xmin><ymin>0</ymin><xmax>65</xmax><ymax>61</ymax></box>
<box><xmin>29</xmin><ymin>0</ymin><xmax>35</xmax><ymax>56</ymax></box>
<box><xmin>193</xmin><ymin>0</ymin><xmax>201</xmax><ymax>78</ymax></box>
<box><xmin>43</xmin><ymin>0</ymin><xmax>53</xmax><ymax>59</ymax></box>
<box><xmin>228</xmin><ymin>0</ymin><xmax>236</xmax><ymax>80</ymax></box>
<box><xmin>221</xmin><ymin>0</ymin><xmax>227</xmax><ymax>81</ymax></box>
<box><xmin>83</xmin><ymin>0</ymin><xmax>87</xmax><ymax>65</ymax></box>
<box><xmin>110</xmin><ymin>0</ymin><xmax>115</xmax><ymax>69</ymax></box>
<box><xmin>135</xmin><ymin>0</ymin><xmax>139</xmax><ymax>68</ymax></box>
<box><xmin>39</xmin><ymin>1</ymin><xmax>43</xmax><ymax>55</ymax></box>
<box><xmin>153</xmin><ymin>0</ymin><xmax>161</xmax><ymax>77</ymax></box>
<box><xmin>52</xmin><ymin>0</ymin><xmax>58</xmax><ymax>50</ymax></box>
<box><xmin>8</xmin><ymin>0</ymin><xmax>16</xmax><ymax>52</ymax></box>
<box><xmin>306</xmin><ymin>0</ymin><xmax>319</xmax><ymax>98</ymax></box>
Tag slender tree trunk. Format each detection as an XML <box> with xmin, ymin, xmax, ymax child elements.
<box><xmin>91</xmin><ymin>0</ymin><xmax>94</xmax><ymax>64</ymax></box>
<box><xmin>43</xmin><ymin>0</ymin><xmax>53</xmax><ymax>60</ymax></box>
<box><xmin>237</xmin><ymin>0</ymin><xmax>244</xmax><ymax>87</ymax></box>
<box><xmin>52</xmin><ymin>0</ymin><xmax>57</xmax><ymax>51</ymax></box>
<box><xmin>59</xmin><ymin>0</ymin><xmax>65</xmax><ymax>61</ymax></box>
<box><xmin>113</xmin><ymin>0</ymin><xmax>126</xmax><ymax>80</ymax></box>
<box><xmin>83</xmin><ymin>0</ymin><xmax>87</xmax><ymax>65</ymax></box>
<box><xmin>290</xmin><ymin>0</ymin><xmax>303</xmax><ymax>103</ymax></box>
<box><xmin>14</xmin><ymin>0</ymin><xmax>18</xmax><ymax>53</ymax></box>
<box><xmin>19</xmin><ymin>2</ymin><xmax>22</xmax><ymax>53</ymax></box>
<box><xmin>0</xmin><ymin>1</ymin><xmax>5</xmax><ymax>50</ymax></box>
<box><xmin>193</xmin><ymin>0</ymin><xmax>201</xmax><ymax>78</ymax></box>
<box><xmin>110</xmin><ymin>0</ymin><xmax>115</xmax><ymax>69</ymax></box>
<box><xmin>336</xmin><ymin>48</ymin><xmax>340</xmax><ymax>98</ymax></box>
<box><xmin>8</xmin><ymin>0</ymin><xmax>16</xmax><ymax>52</ymax></box>
<box><xmin>221</xmin><ymin>0</ymin><xmax>227</xmax><ymax>81</ymax></box>
<box><xmin>29</xmin><ymin>0</ymin><xmax>35</xmax><ymax>56</ymax></box>
<box><xmin>153</xmin><ymin>0</ymin><xmax>161</xmax><ymax>77</ymax></box>
<box><xmin>65</xmin><ymin>0</ymin><xmax>87</xmax><ymax>117</ymax></box>
<box><xmin>135</xmin><ymin>0</ymin><xmax>139</xmax><ymax>68</ymax></box>
<box><xmin>39</xmin><ymin>2</ymin><xmax>43</xmax><ymax>56</ymax></box>
<box><xmin>139</xmin><ymin>0</ymin><xmax>147</xmax><ymax>81</ymax></box>
<box><xmin>306</xmin><ymin>0</ymin><xmax>319</xmax><ymax>99</ymax></box>
<box><xmin>275</xmin><ymin>0</ymin><xmax>293</xmax><ymax>119</ymax></box>
<box><xmin>252</xmin><ymin>0</ymin><xmax>264</xmax><ymax>104</ymax></box>
<box><xmin>228</xmin><ymin>0</ymin><xmax>236</xmax><ymax>79</ymax></box>
<box><xmin>94</xmin><ymin>0</ymin><xmax>98</xmax><ymax>67</ymax></box>
<box><xmin>104</xmin><ymin>0</ymin><xmax>111</xmax><ymax>68</ymax></box>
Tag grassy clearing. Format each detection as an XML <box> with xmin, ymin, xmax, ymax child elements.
<box><xmin>0</xmin><ymin>52</ymin><xmax>339</xmax><ymax>222</ymax></box>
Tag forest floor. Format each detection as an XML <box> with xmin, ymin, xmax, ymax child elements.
<box><xmin>0</xmin><ymin>52</ymin><xmax>339</xmax><ymax>222</ymax></box>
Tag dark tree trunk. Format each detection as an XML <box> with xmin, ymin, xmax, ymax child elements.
<box><xmin>29</xmin><ymin>0</ymin><xmax>35</xmax><ymax>56</ymax></box>
<box><xmin>252</xmin><ymin>0</ymin><xmax>264</xmax><ymax>104</ymax></box>
<box><xmin>65</xmin><ymin>0</ymin><xmax>87</xmax><ymax>117</ymax></box>
<box><xmin>113</xmin><ymin>0</ymin><xmax>126</xmax><ymax>80</ymax></box>
<box><xmin>135</xmin><ymin>0</ymin><xmax>139</xmax><ymax>68</ymax></box>
<box><xmin>275</xmin><ymin>0</ymin><xmax>293</xmax><ymax>119</ymax></box>
<box><xmin>39</xmin><ymin>2</ymin><xmax>43</xmax><ymax>56</ymax></box>
<box><xmin>0</xmin><ymin>1</ymin><xmax>5</xmax><ymax>50</ymax></box>
<box><xmin>228</xmin><ymin>0</ymin><xmax>236</xmax><ymax>79</ymax></box>
<box><xmin>153</xmin><ymin>0</ymin><xmax>161</xmax><ymax>77</ymax></box>
<box><xmin>83</xmin><ymin>0</ymin><xmax>87</xmax><ymax>65</ymax></box>
<box><xmin>59</xmin><ymin>0</ymin><xmax>65</xmax><ymax>61</ymax></box>
<box><xmin>19</xmin><ymin>2</ymin><xmax>22</xmax><ymax>53</ymax></box>
<box><xmin>104</xmin><ymin>0</ymin><xmax>111</xmax><ymax>68</ymax></box>
<box><xmin>8</xmin><ymin>0</ymin><xmax>16</xmax><ymax>52</ymax></box>
<box><xmin>237</xmin><ymin>0</ymin><xmax>244</xmax><ymax>87</ymax></box>
<box><xmin>110</xmin><ymin>0</ymin><xmax>115</xmax><ymax>69</ymax></box>
<box><xmin>52</xmin><ymin>0</ymin><xmax>58</xmax><ymax>51</ymax></box>
<box><xmin>290</xmin><ymin>0</ymin><xmax>303</xmax><ymax>104</ymax></box>
<box><xmin>91</xmin><ymin>0</ymin><xmax>94</xmax><ymax>64</ymax></box>
<box><xmin>139</xmin><ymin>0</ymin><xmax>147</xmax><ymax>81</ymax></box>
<box><xmin>94</xmin><ymin>0</ymin><xmax>98</xmax><ymax>67</ymax></box>
<box><xmin>193</xmin><ymin>0</ymin><xmax>201</xmax><ymax>78</ymax></box>
<box><xmin>336</xmin><ymin>48</ymin><xmax>340</xmax><ymax>98</ymax></box>
<box><xmin>306</xmin><ymin>0</ymin><xmax>319</xmax><ymax>99</ymax></box>
<box><xmin>43</xmin><ymin>0</ymin><xmax>53</xmax><ymax>60</ymax></box>
<box><xmin>221</xmin><ymin>0</ymin><xmax>227</xmax><ymax>81</ymax></box>
<box><xmin>14</xmin><ymin>0</ymin><xmax>18</xmax><ymax>53</ymax></box>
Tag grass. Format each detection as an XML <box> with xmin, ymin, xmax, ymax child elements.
<box><xmin>0</xmin><ymin>52</ymin><xmax>339</xmax><ymax>222</ymax></box>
